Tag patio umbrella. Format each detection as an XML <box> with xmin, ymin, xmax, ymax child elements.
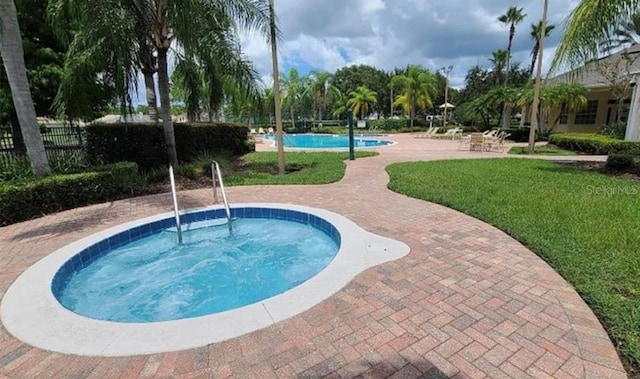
<box><xmin>438</xmin><ymin>102</ymin><xmax>456</xmax><ymax>109</ymax></box>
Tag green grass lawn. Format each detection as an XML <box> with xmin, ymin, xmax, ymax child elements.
<box><xmin>508</xmin><ymin>144</ymin><xmax>576</xmax><ymax>156</ymax></box>
<box><xmin>222</xmin><ymin>151</ymin><xmax>377</xmax><ymax>185</ymax></box>
<box><xmin>387</xmin><ymin>158</ymin><xmax>640</xmax><ymax>372</ymax></box>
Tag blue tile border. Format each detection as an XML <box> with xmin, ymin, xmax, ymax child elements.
<box><xmin>51</xmin><ymin>207</ymin><xmax>342</xmax><ymax>300</ymax></box>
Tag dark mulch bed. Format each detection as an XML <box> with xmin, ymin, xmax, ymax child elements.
<box><xmin>553</xmin><ymin>160</ymin><xmax>640</xmax><ymax>182</ymax></box>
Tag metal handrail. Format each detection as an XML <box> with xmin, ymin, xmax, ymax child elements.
<box><xmin>211</xmin><ymin>161</ymin><xmax>232</xmax><ymax>232</ymax></box>
<box><xmin>169</xmin><ymin>165</ymin><xmax>183</xmax><ymax>244</ymax></box>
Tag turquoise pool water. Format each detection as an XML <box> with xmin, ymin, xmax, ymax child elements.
<box><xmin>263</xmin><ymin>134</ymin><xmax>392</xmax><ymax>148</ymax></box>
<box><xmin>57</xmin><ymin>218</ymin><xmax>339</xmax><ymax>322</ymax></box>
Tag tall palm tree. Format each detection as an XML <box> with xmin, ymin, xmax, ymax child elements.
<box><xmin>552</xmin><ymin>0</ymin><xmax>636</xmax><ymax>71</ymax></box>
<box><xmin>0</xmin><ymin>0</ymin><xmax>50</xmax><ymax>175</ymax></box>
<box><xmin>498</xmin><ymin>6</ymin><xmax>526</xmax><ymax>86</ymax></box>
<box><xmin>268</xmin><ymin>0</ymin><xmax>285</xmax><ymax>175</ymax></box>
<box><xmin>530</xmin><ymin>21</ymin><xmax>556</xmax><ymax>77</ymax></box>
<box><xmin>281</xmin><ymin>68</ymin><xmax>304</xmax><ymax>127</ymax></box>
<box><xmin>346</xmin><ymin>86</ymin><xmax>377</xmax><ymax>120</ymax></box>
<box><xmin>304</xmin><ymin>70</ymin><xmax>340</xmax><ymax>120</ymax></box>
<box><xmin>489</xmin><ymin>49</ymin><xmax>509</xmax><ymax>85</ymax></box>
<box><xmin>390</xmin><ymin>65</ymin><xmax>437</xmax><ymax>127</ymax></box>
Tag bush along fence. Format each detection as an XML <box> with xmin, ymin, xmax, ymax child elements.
<box><xmin>86</xmin><ymin>122</ymin><xmax>253</xmax><ymax>170</ymax></box>
<box><xmin>1</xmin><ymin>122</ymin><xmax>253</xmax><ymax>171</ymax></box>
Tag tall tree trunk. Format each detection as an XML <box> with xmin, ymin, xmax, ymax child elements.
<box><xmin>528</xmin><ymin>0</ymin><xmax>549</xmax><ymax>153</ymax></box>
<box><xmin>9</xmin><ymin>111</ymin><xmax>25</xmax><ymax>154</ymax></box>
<box><xmin>0</xmin><ymin>0</ymin><xmax>50</xmax><ymax>175</ymax></box>
<box><xmin>410</xmin><ymin>91</ymin><xmax>415</xmax><ymax>128</ymax></box>
<box><xmin>530</xmin><ymin>43</ymin><xmax>539</xmax><ymax>78</ymax></box>
<box><xmin>269</xmin><ymin>0</ymin><xmax>285</xmax><ymax>175</ymax></box>
<box><xmin>142</xmin><ymin>69</ymin><xmax>158</xmax><ymax>122</ymax></box>
<box><xmin>505</xmin><ymin>26</ymin><xmax>515</xmax><ymax>86</ymax></box>
<box><xmin>156</xmin><ymin>48</ymin><xmax>178</xmax><ymax>165</ymax></box>
<box><xmin>290</xmin><ymin>106</ymin><xmax>295</xmax><ymax>129</ymax></box>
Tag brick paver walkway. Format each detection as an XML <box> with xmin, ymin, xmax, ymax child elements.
<box><xmin>0</xmin><ymin>135</ymin><xmax>627</xmax><ymax>378</ymax></box>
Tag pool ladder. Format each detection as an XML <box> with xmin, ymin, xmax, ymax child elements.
<box><xmin>211</xmin><ymin>161</ymin><xmax>233</xmax><ymax>233</ymax></box>
<box><xmin>169</xmin><ymin>161</ymin><xmax>232</xmax><ymax>245</ymax></box>
<box><xmin>169</xmin><ymin>165</ymin><xmax>183</xmax><ymax>244</ymax></box>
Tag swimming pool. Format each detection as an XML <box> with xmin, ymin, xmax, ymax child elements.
<box><xmin>56</xmin><ymin>217</ymin><xmax>339</xmax><ymax>323</ymax></box>
<box><xmin>1</xmin><ymin>203</ymin><xmax>410</xmax><ymax>356</ymax></box>
<box><xmin>263</xmin><ymin>134</ymin><xmax>393</xmax><ymax>149</ymax></box>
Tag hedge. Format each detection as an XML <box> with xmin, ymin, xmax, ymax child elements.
<box><xmin>549</xmin><ymin>133</ymin><xmax>640</xmax><ymax>155</ymax></box>
<box><xmin>86</xmin><ymin>122</ymin><xmax>253</xmax><ymax>170</ymax></box>
<box><xmin>606</xmin><ymin>150</ymin><xmax>640</xmax><ymax>174</ymax></box>
<box><xmin>0</xmin><ymin>162</ymin><xmax>145</xmax><ymax>226</ymax></box>
<box><xmin>367</xmin><ymin>119</ymin><xmax>407</xmax><ymax>130</ymax></box>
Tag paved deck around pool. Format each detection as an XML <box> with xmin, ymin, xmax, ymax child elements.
<box><xmin>0</xmin><ymin>135</ymin><xmax>627</xmax><ymax>378</ymax></box>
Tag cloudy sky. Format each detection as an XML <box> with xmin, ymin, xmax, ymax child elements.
<box><xmin>240</xmin><ymin>0</ymin><xmax>581</xmax><ymax>88</ymax></box>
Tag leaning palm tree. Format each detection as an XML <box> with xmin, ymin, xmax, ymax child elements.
<box><xmin>346</xmin><ymin>86</ymin><xmax>377</xmax><ymax>120</ymax></box>
<box><xmin>0</xmin><ymin>0</ymin><xmax>50</xmax><ymax>175</ymax></box>
<box><xmin>530</xmin><ymin>21</ymin><xmax>556</xmax><ymax>77</ymax></box>
<box><xmin>552</xmin><ymin>0</ymin><xmax>638</xmax><ymax>71</ymax></box>
<box><xmin>498</xmin><ymin>6</ymin><xmax>527</xmax><ymax>86</ymax></box>
<box><xmin>390</xmin><ymin>65</ymin><xmax>437</xmax><ymax>127</ymax></box>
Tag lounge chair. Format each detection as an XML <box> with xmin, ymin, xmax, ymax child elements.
<box><xmin>434</xmin><ymin>127</ymin><xmax>462</xmax><ymax>140</ymax></box>
<box><xmin>414</xmin><ymin>127</ymin><xmax>434</xmax><ymax>138</ymax></box>
<box><xmin>489</xmin><ymin>131</ymin><xmax>511</xmax><ymax>152</ymax></box>
<box><xmin>425</xmin><ymin>127</ymin><xmax>441</xmax><ymax>138</ymax></box>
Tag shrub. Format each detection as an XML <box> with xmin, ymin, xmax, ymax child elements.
<box><xmin>86</xmin><ymin>123</ymin><xmax>165</xmax><ymax>170</ymax></box>
<box><xmin>86</xmin><ymin>122</ymin><xmax>252</xmax><ymax>170</ymax></box>
<box><xmin>174</xmin><ymin>122</ymin><xmax>253</xmax><ymax>161</ymax></box>
<box><xmin>600</xmin><ymin>122</ymin><xmax>626</xmax><ymax>140</ymax></box>
<box><xmin>550</xmin><ymin>133</ymin><xmax>640</xmax><ymax>155</ymax></box>
<box><xmin>606</xmin><ymin>150</ymin><xmax>640</xmax><ymax>174</ymax></box>
<box><xmin>367</xmin><ymin>119</ymin><xmax>407</xmax><ymax>130</ymax></box>
<box><xmin>0</xmin><ymin>157</ymin><xmax>33</xmax><ymax>181</ymax></box>
<box><xmin>0</xmin><ymin>162</ymin><xmax>145</xmax><ymax>226</ymax></box>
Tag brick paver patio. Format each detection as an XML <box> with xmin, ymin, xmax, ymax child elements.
<box><xmin>0</xmin><ymin>135</ymin><xmax>627</xmax><ymax>378</ymax></box>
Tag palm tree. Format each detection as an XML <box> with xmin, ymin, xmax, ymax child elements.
<box><xmin>347</xmin><ymin>86</ymin><xmax>377</xmax><ymax>120</ymax></box>
<box><xmin>390</xmin><ymin>65</ymin><xmax>437</xmax><ymax>127</ymax></box>
<box><xmin>530</xmin><ymin>21</ymin><xmax>556</xmax><ymax>77</ymax></box>
<box><xmin>601</xmin><ymin>11</ymin><xmax>640</xmax><ymax>53</ymax></box>
<box><xmin>516</xmin><ymin>83</ymin><xmax>588</xmax><ymax>131</ymax></box>
<box><xmin>0</xmin><ymin>0</ymin><xmax>50</xmax><ymax>175</ymax></box>
<box><xmin>489</xmin><ymin>49</ymin><xmax>509</xmax><ymax>85</ymax></box>
<box><xmin>552</xmin><ymin>0</ymin><xmax>637</xmax><ymax>71</ymax></box>
<box><xmin>305</xmin><ymin>71</ymin><xmax>340</xmax><ymax>120</ymax></box>
<box><xmin>498</xmin><ymin>6</ymin><xmax>526</xmax><ymax>86</ymax></box>
<box><xmin>51</xmin><ymin>0</ymin><xmax>271</xmax><ymax>166</ymax></box>
<box><xmin>281</xmin><ymin>68</ymin><xmax>304</xmax><ymax>127</ymax></box>
<box><xmin>268</xmin><ymin>0</ymin><xmax>285</xmax><ymax>175</ymax></box>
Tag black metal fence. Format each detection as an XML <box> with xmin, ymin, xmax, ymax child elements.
<box><xmin>0</xmin><ymin>124</ymin><xmax>87</xmax><ymax>167</ymax></box>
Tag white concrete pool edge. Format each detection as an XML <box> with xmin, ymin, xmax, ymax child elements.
<box><xmin>0</xmin><ymin>203</ymin><xmax>410</xmax><ymax>357</ymax></box>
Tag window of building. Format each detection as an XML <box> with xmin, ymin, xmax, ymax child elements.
<box><xmin>574</xmin><ymin>100</ymin><xmax>598</xmax><ymax>124</ymax></box>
